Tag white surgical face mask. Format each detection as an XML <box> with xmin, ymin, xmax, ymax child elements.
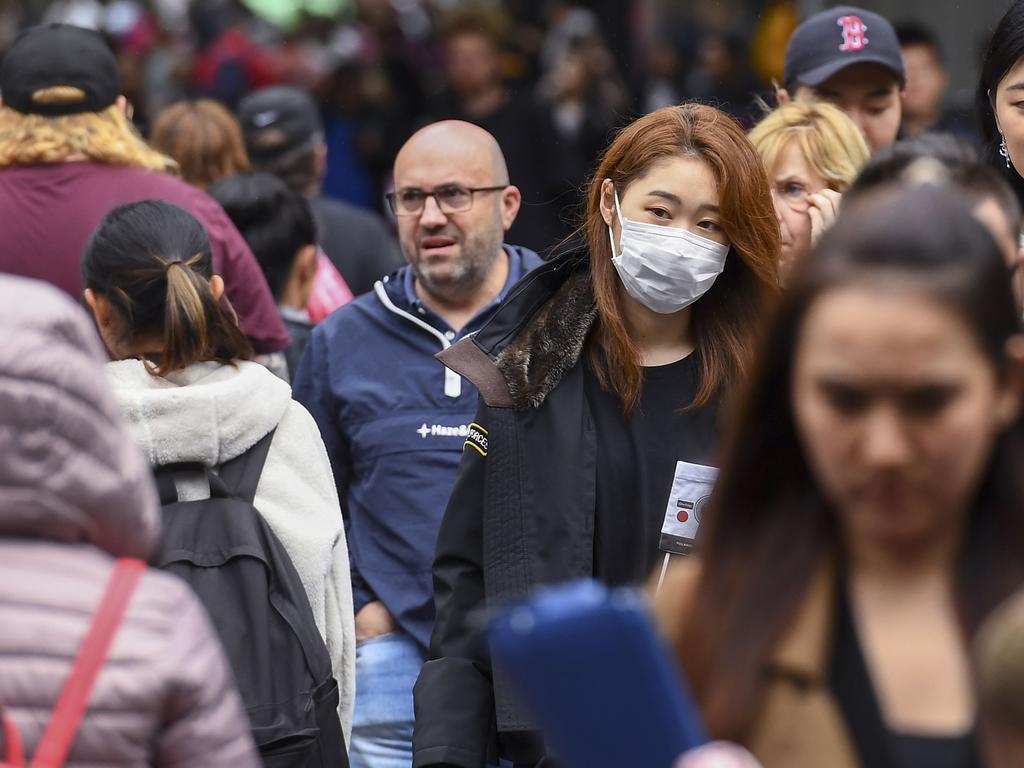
<box><xmin>608</xmin><ymin>190</ymin><xmax>729</xmax><ymax>314</ymax></box>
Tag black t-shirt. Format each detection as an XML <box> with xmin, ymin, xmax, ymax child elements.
<box><xmin>829</xmin><ymin>579</ymin><xmax>981</xmax><ymax>768</ymax></box>
<box><xmin>584</xmin><ymin>353</ymin><xmax>719</xmax><ymax>586</ymax></box>
<box><xmin>890</xmin><ymin>732</ymin><xmax>975</xmax><ymax>768</ymax></box>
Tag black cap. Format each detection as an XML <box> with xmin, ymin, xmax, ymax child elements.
<box><xmin>0</xmin><ymin>24</ymin><xmax>119</xmax><ymax>116</ymax></box>
<box><xmin>237</xmin><ymin>86</ymin><xmax>323</xmax><ymax>161</ymax></box>
<box><xmin>784</xmin><ymin>6</ymin><xmax>905</xmax><ymax>90</ymax></box>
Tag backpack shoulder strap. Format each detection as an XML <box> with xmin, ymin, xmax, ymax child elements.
<box><xmin>152</xmin><ymin>462</ymin><xmax>212</xmax><ymax>504</ymax></box>
<box><xmin>31</xmin><ymin>558</ymin><xmax>146</xmax><ymax>768</ymax></box>
<box><xmin>151</xmin><ymin>467</ymin><xmax>181</xmax><ymax>505</ymax></box>
<box><xmin>215</xmin><ymin>429</ymin><xmax>277</xmax><ymax>504</ymax></box>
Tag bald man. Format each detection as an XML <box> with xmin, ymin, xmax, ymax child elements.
<box><xmin>293</xmin><ymin>120</ymin><xmax>542</xmax><ymax>768</ymax></box>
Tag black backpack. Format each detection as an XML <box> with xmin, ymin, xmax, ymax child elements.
<box><xmin>152</xmin><ymin>431</ymin><xmax>348</xmax><ymax>768</ymax></box>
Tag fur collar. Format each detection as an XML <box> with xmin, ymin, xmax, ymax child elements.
<box><xmin>494</xmin><ymin>270</ymin><xmax>597</xmax><ymax>409</ymax></box>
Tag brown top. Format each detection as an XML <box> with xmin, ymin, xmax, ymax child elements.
<box><xmin>652</xmin><ymin>558</ymin><xmax>860</xmax><ymax>768</ymax></box>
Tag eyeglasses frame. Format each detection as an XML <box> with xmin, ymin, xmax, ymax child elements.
<box><xmin>385</xmin><ymin>184</ymin><xmax>509</xmax><ymax>216</ymax></box>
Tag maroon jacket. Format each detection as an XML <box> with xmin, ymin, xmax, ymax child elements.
<box><xmin>0</xmin><ymin>161</ymin><xmax>289</xmax><ymax>354</ymax></box>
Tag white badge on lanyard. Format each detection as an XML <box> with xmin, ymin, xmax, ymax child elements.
<box><xmin>659</xmin><ymin>460</ymin><xmax>718</xmax><ymax>556</ymax></box>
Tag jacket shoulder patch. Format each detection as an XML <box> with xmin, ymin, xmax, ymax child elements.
<box><xmin>464</xmin><ymin>423</ymin><xmax>488</xmax><ymax>457</ymax></box>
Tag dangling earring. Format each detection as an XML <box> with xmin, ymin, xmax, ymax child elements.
<box><xmin>1001</xmin><ymin>135</ymin><xmax>1012</xmax><ymax>169</ymax></box>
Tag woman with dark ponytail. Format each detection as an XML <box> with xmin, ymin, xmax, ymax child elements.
<box><xmin>83</xmin><ymin>201</ymin><xmax>253</xmax><ymax>374</ymax></box>
<box><xmin>82</xmin><ymin>200</ymin><xmax>356</xmax><ymax>741</ymax></box>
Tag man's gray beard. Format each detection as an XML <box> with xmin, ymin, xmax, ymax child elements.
<box><xmin>412</xmin><ymin>226</ymin><xmax>504</xmax><ymax>303</ymax></box>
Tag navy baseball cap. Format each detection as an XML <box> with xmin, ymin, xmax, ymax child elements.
<box><xmin>784</xmin><ymin>6</ymin><xmax>905</xmax><ymax>89</ymax></box>
<box><xmin>0</xmin><ymin>24</ymin><xmax>120</xmax><ymax>116</ymax></box>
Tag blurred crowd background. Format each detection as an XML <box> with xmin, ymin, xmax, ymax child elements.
<box><xmin>0</xmin><ymin>0</ymin><xmax>1012</xmax><ymax>251</ymax></box>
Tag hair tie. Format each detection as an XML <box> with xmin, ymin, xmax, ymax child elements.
<box><xmin>163</xmin><ymin>252</ymin><xmax>204</xmax><ymax>275</ymax></box>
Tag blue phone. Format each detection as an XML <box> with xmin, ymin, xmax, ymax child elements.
<box><xmin>488</xmin><ymin>580</ymin><xmax>707</xmax><ymax>768</ymax></box>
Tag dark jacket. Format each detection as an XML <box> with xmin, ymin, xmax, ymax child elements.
<box><xmin>310</xmin><ymin>195</ymin><xmax>405</xmax><ymax>296</ymax></box>
<box><xmin>293</xmin><ymin>245</ymin><xmax>542</xmax><ymax>651</ymax></box>
<box><xmin>281</xmin><ymin>306</ymin><xmax>314</xmax><ymax>381</ymax></box>
<box><xmin>413</xmin><ymin>250</ymin><xmax>602</xmax><ymax>767</ymax></box>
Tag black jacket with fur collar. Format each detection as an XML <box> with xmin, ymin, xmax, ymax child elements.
<box><xmin>413</xmin><ymin>249</ymin><xmax>603</xmax><ymax>768</ymax></box>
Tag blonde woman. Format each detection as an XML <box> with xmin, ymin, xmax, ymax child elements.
<box><xmin>0</xmin><ymin>24</ymin><xmax>289</xmax><ymax>355</ymax></box>
<box><xmin>749</xmin><ymin>101</ymin><xmax>870</xmax><ymax>278</ymax></box>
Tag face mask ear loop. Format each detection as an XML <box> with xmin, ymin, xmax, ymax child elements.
<box><xmin>608</xmin><ymin>187</ymin><xmax>624</xmax><ymax>259</ymax></box>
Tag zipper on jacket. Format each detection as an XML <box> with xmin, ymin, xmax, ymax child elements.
<box><xmin>374</xmin><ymin>280</ymin><xmax>462</xmax><ymax>398</ymax></box>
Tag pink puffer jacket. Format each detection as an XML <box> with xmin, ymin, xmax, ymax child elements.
<box><xmin>0</xmin><ymin>275</ymin><xmax>259</xmax><ymax>767</ymax></box>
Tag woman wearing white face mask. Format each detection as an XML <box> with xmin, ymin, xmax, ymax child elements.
<box><xmin>413</xmin><ymin>104</ymin><xmax>780</xmax><ymax>768</ymax></box>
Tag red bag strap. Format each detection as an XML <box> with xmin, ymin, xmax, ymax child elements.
<box><xmin>2</xmin><ymin>709</ymin><xmax>25</xmax><ymax>767</ymax></box>
<box><xmin>30</xmin><ymin>558</ymin><xmax>145</xmax><ymax>768</ymax></box>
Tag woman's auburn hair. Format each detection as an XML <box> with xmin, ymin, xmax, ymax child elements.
<box><xmin>0</xmin><ymin>86</ymin><xmax>175</xmax><ymax>172</ymax></box>
<box><xmin>584</xmin><ymin>103</ymin><xmax>781</xmax><ymax>411</ymax></box>
<box><xmin>748</xmin><ymin>100</ymin><xmax>870</xmax><ymax>193</ymax></box>
<box><xmin>150</xmin><ymin>99</ymin><xmax>252</xmax><ymax>189</ymax></box>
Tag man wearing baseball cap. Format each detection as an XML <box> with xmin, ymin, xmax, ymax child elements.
<box><xmin>238</xmin><ymin>85</ymin><xmax>404</xmax><ymax>297</ymax></box>
<box><xmin>0</xmin><ymin>23</ymin><xmax>290</xmax><ymax>355</ymax></box>
<box><xmin>779</xmin><ymin>5</ymin><xmax>905</xmax><ymax>153</ymax></box>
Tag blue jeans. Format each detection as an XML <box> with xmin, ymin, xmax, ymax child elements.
<box><xmin>349</xmin><ymin>630</ymin><xmax>426</xmax><ymax>768</ymax></box>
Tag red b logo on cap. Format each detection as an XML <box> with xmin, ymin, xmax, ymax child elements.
<box><xmin>838</xmin><ymin>15</ymin><xmax>869</xmax><ymax>52</ymax></box>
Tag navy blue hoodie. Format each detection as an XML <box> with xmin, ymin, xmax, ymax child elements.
<box><xmin>293</xmin><ymin>245</ymin><xmax>542</xmax><ymax>649</ymax></box>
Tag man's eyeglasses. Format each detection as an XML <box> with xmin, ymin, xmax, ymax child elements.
<box><xmin>385</xmin><ymin>185</ymin><xmax>507</xmax><ymax>216</ymax></box>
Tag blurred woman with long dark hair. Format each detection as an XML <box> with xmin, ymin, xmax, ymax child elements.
<box><xmin>657</xmin><ymin>183</ymin><xmax>1024</xmax><ymax>768</ymax></box>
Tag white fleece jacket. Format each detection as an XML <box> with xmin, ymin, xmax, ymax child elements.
<box><xmin>105</xmin><ymin>359</ymin><xmax>355</xmax><ymax>741</ymax></box>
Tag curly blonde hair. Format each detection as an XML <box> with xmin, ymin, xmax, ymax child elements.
<box><xmin>0</xmin><ymin>86</ymin><xmax>175</xmax><ymax>172</ymax></box>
